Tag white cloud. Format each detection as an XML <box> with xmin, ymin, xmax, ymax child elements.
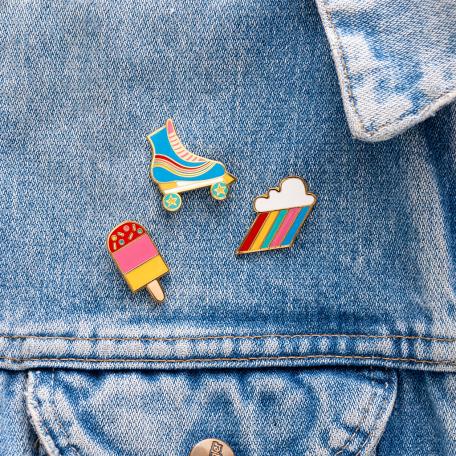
<box><xmin>254</xmin><ymin>177</ymin><xmax>316</xmax><ymax>212</ymax></box>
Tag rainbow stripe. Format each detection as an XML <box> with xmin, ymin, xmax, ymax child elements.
<box><xmin>237</xmin><ymin>205</ymin><xmax>312</xmax><ymax>254</ymax></box>
<box><xmin>153</xmin><ymin>154</ymin><xmax>214</xmax><ymax>177</ymax></box>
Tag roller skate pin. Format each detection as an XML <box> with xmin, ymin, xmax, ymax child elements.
<box><xmin>147</xmin><ymin>119</ymin><xmax>236</xmax><ymax>212</ymax></box>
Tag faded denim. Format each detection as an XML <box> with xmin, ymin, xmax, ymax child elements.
<box><xmin>0</xmin><ymin>0</ymin><xmax>455</xmax><ymax>455</ymax></box>
<box><xmin>316</xmin><ymin>0</ymin><xmax>456</xmax><ymax>141</ymax></box>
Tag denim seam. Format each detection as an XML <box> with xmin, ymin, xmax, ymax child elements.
<box><xmin>318</xmin><ymin>0</ymin><xmax>456</xmax><ymax>137</ymax></box>
<box><xmin>354</xmin><ymin>377</ymin><xmax>393</xmax><ymax>456</ymax></box>
<box><xmin>319</xmin><ymin>3</ymin><xmax>365</xmax><ymax>134</ymax></box>
<box><xmin>2</xmin><ymin>354</ymin><xmax>456</xmax><ymax>367</ymax></box>
<box><xmin>334</xmin><ymin>369</ymin><xmax>378</xmax><ymax>456</ymax></box>
<box><xmin>50</xmin><ymin>370</ymin><xmax>81</xmax><ymax>456</ymax></box>
<box><xmin>26</xmin><ymin>371</ymin><xmax>61</xmax><ymax>456</ymax></box>
<box><xmin>1</xmin><ymin>333</ymin><xmax>455</xmax><ymax>343</ymax></box>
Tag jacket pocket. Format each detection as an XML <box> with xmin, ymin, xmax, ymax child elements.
<box><xmin>27</xmin><ymin>367</ymin><xmax>397</xmax><ymax>456</ymax></box>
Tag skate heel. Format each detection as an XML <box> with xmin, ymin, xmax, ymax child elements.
<box><xmin>223</xmin><ymin>172</ymin><xmax>236</xmax><ymax>186</ymax></box>
<box><xmin>157</xmin><ymin>182</ymin><xmax>178</xmax><ymax>193</ymax></box>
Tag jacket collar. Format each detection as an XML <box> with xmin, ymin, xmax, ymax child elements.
<box><xmin>316</xmin><ymin>0</ymin><xmax>456</xmax><ymax>141</ymax></box>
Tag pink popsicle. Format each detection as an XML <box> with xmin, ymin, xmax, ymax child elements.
<box><xmin>107</xmin><ymin>221</ymin><xmax>169</xmax><ymax>301</ymax></box>
<box><xmin>112</xmin><ymin>234</ymin><xmax>158</xmax><ymax>274</ymax></box>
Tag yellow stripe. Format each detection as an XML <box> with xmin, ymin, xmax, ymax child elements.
<box><xmin>124</xmin><ymin>256</ymin><xmax>169</xmax><ymax>292</ymax></box>
<box><xmin>250</xmin><ymin>211</ymin><xmax>279</xmax><ymax>251</ymax></box>
<box><xmin>154</xmin><ymin>158</ymin><xmax>210</xmax><ymax>172</ymax></box>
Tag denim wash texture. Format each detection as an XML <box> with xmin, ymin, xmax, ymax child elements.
<box><xmin>0</xmin><ymin>0</ymin><xmax>455</xmax><ymax>455</ymax></box>
<box><xmin>316</xmin><ymin>0</ymin><xmax>456</xmax><ymax>141</ymax></box>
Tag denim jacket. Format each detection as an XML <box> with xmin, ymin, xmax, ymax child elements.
<box><xmin>1</xmin><ymin>0</ymin><xmax>455</xmax><ymax>455</ymax></box>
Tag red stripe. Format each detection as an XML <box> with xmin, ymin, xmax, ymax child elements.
<box><xmin>155</xmin><ymin>154</ymin><xmax>208</xmax><ymax>171</ymax></box>
<box><xmin>238</xmin><ymin>212</ymin><xmax>269</xmax><ymax>252</ymax></box>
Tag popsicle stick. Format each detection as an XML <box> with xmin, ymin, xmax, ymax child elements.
<box><xmin>146</xmin><ymin>280</ymin><xmax>165</xmax><ymax>302</ymax></box>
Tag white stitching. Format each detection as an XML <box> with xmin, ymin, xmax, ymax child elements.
<box><xmin>2</xmin><ymin>354</ymin><xmax>456</xmax><ymax>367</ymax></box>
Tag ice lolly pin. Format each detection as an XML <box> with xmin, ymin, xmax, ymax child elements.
<box><xmin>107</xmin><ymin>221</ymin><xmax>169</xmax><ymax>302</ymax></box>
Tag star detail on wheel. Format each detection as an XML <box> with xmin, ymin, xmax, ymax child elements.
<box><xmin>165</xmin><ymin>194</ymin><xmax>179</xmax><ymax>209</ymax></box>
<box><xmin>213</xmin><ymin>183</ymin><xmax>227</xmax><ymax>198</ymax></box>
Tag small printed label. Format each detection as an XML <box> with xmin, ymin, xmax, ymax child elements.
<box><xmin>209</xmin><ymin>441</ymin><xmax>224</xmax><ymax>455</ymax></box>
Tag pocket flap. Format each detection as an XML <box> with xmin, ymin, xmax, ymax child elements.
<box><xmin>27</xmin><ymin>368</ymin><xmax>397</xmax><ymax>455</ymax></box>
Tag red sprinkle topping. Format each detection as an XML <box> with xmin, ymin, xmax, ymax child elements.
<box><xmin>107</xmin><ymin>221</ymin><xmax>147</xmax><ymax>252</ymax></box>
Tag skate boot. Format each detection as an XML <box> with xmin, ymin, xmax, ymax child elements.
<box><xmin>147</xmin><ymin>119</ymin><xmax>236</xmax><ymax>212</ymax></box>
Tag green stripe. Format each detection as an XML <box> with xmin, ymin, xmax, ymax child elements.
<box><xmin>261</xmin><ymin>209</ymin><xmax>288</xmax><ymax>249</ymax></box>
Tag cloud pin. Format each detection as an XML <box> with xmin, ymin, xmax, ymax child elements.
<box><xmin>237</xmin><ymin>177</ymin><xmax>316</xmax><ymax>254</ymax></box>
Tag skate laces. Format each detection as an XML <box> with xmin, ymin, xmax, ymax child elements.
<box><xmin>166</xmin><ymin>120</ymin><xmax>206</xmax><ymax>164</ymax></box>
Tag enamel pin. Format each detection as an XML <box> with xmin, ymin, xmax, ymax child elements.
<box><xmin>237</xmin><ymin>177</ymin><xmax>316</xmax><ymax>254</ymax></box>
<box><xmin>107</xmin><ymin>221</ymin><xmax>169</xmax><ymax>302</ymax></box>
<box><xmin>147</xmin><ymin>119</ymin><xmax>236</xmax><ymax>212</ymax></box>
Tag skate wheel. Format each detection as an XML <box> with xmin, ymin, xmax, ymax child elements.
<box><xmin>210</xmin><ymin>182</ymin><xmax>229</xmax><ymax>200</ymax></box>
<box><xmin>163</xmin><ymin>193</ymin><xmax>182</xmax><ymax>212</ymax></box>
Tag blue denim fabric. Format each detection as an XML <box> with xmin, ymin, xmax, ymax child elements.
<box><xmin>0</xmin><ymin>371</ymin><xmax>40</xmax><ymax>455</ymax></box>
<box><xmin>0</xmin><ymin>0</ymin><xmax>455</xmax><ymax>454</ymax></box>
<box><xmin>26</xmin><ymin>368</ymin><xmax>397</xmax><ymax>455</ymax></box>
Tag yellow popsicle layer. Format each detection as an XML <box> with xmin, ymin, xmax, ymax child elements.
<box><xmin>124</xmin><ymin>255</ymin><xmax>169</xmax><ymax>292</ymax></box>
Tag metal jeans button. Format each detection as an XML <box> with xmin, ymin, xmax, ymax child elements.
<box><xmin>189</xmin><ymin>438</ymin><xmax>235</xmax><ymax>456</ymax></box>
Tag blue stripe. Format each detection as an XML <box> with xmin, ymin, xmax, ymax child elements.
<box><xmin>282</xmin><ymin>206</ymin><xmax>309</xmax><ymax>246</ymax></box>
